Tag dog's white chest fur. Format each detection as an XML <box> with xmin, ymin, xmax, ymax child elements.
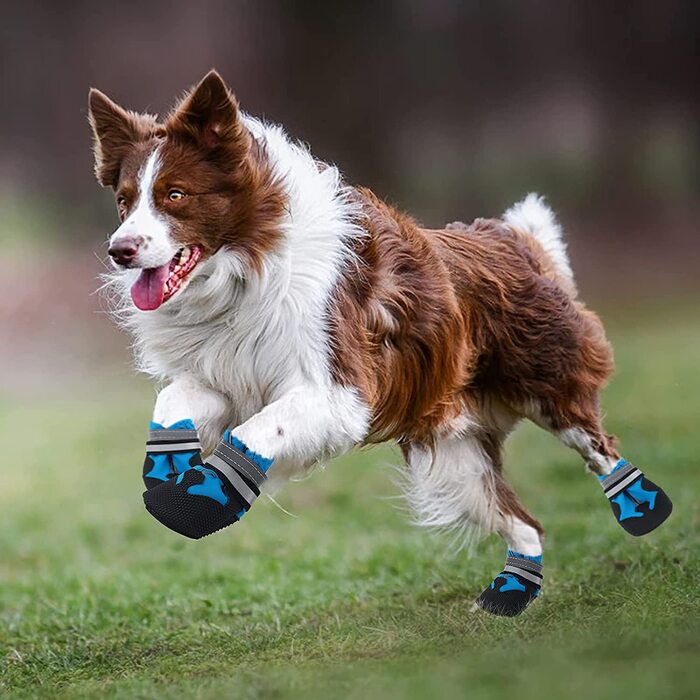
<box><xmin>135</xmin><ymin>266</ymin><xmax>326</xmax><ymax>425</ymax></box>
<box><xmin>109</xmin><ymin>118</ymin><xmax>371</xmax><ymax>464</ymax></box>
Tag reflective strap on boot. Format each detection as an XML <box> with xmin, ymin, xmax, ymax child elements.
<box><xmin>147</xmin><ymin>428</ymin><xmax>201</xmax><ymax>453</ymax></box>
<box><xmin>601</xmin><ymin>462</ymin><xmax>643</xmax><ymax>499</ymax></box>
<box><xmin>204</xmin><ymin>438</ymin><xmax>268</xmax><ymax>509</ymax></box>
<box><xmin>503</xmin><ymin>555</ymin><xmax>543</xmax><ymax>586</ymax></box>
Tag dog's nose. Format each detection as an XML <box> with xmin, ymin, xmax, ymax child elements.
<box><xmin>108</xmin><ymin>236</ymin><xmax>141</xmax><ymax>266</ymax></box>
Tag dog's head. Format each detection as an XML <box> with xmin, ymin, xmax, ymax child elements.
<box><xmin>88</xmin><ymin>71</ymin><xmax>285</xmax><ymax>311</ymax></box>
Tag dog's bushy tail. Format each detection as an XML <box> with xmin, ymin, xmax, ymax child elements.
<box><xmin>503</xmin><ymin>193</ymin><xmax>574</xmax><ymax>283</ymax></box>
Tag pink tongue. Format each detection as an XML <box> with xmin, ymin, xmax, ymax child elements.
<box><xmin>130</xmin><ymin>265</ymin><xmax>170</xmax><ymax>311</ymax></box>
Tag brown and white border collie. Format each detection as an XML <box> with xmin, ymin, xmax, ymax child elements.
<box><xmin>89</xmin><ymin>71</ymin><xmax>622</xmax><ymax>569</ymax></box>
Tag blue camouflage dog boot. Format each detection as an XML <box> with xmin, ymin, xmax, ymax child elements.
<box><xmin>599</xmin><ymin>459</ymin><xmax>672</xmax><ymax>537</ymax></box>
<box><xmin>143</xmin><ymin>430</ymin><xmax>272</xmax><ymax>539</ymax></box>
<box><xmin>475</xmin><ymin>550</ymin><xmax>543</xmax><ymax>617</ymax></box>
<box><xmin>143</xmin><ymin>420</ymin><xmax>204</xmax><ymax>490</ymax></box>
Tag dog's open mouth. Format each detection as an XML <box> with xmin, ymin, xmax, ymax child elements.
<box><xmin>130</xmin><ymin>245</ymin><xmax>203</xmax><ymax>311</ymax></box>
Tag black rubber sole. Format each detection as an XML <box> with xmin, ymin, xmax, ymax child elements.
<box><xmin>143</xmin><ymin>500</ymin><xmax>235</xmax><ymax>540</ymax></box>
<box><xmin>475</xmin><ymin>574</ymin><xmax>540</xmax><ymax>617</ymax></box>
<box><xmin>610</xmin><ymin>476</ymin><xmax>673</xmax><ymax>537</ymax></box>
<box><xmin>142</xmin><ymin>467</ymin><xmax>244</xmax><ymax>539</ymax></box>
<box><xmin>475</xmin><ymin>596</ymin><xmax>534</xmax><ymax>617</ymax></box>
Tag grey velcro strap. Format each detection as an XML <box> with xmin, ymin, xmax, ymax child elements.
<box><xmin>147</xmin><ymin>428</ymin><xmax>201</xmax><ymax>453</ymax></box>
<box><xmin>503</xmin><ymin>565</ymin><xmax>543</xmax><ymax>586</ymax></box>
<box><xmin>214</xmin><ymin>441</ymin><xmax>266</xmax><ymax>487</ymax></box>
<box><xmin>602</xmin><ymin>465</ymin><xmax>643</xmax><ymax>499</ymax></box>
<box><xmin>505</xmin><ymin>556</ymin><xmax>543</xmax><ymax>575</ymax></box>
<box><xmin>204</xmin><ymin>438</ymin><xmax>268</xmax><ymax>508</ymax></box>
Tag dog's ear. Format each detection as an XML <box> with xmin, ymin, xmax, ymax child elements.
<box><xmin>88</xmin><ymin>89</ymin><xmax>157</xmax><ymax>188</ymax></box>
<box><xmin>166</xmin><ymin>70</ymin><xmax>250</xmax><ymax>165</ymax></box>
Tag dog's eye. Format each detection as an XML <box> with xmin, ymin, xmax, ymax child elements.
<box><xmin>116</xmin><ymin>196</ymin><xmax>128</xmax><ymax>219</ymax></box>
<box><xmin>168</xmin><ymin>189</ymin><xmax>186</xmax><ymax>202</ymax></box>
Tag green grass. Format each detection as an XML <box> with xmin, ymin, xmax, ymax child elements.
<box><xmin>1</xmin><ymin>306</ymin><xmax>699</xmax><ymax>699</ymax></box>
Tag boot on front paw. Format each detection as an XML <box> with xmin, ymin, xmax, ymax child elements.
<box><xmin>143</xmin><ymin>420</ymin><xmax>204</xmax><ymax>490</ymax></box>
<box><xmin>143</xmin><ymin>432</ymin><xmax>272</xmax><ymax>539</ymax></box>
<box><xmin>599</xmin><ymin>459</ymin><xmax>672</xmax><ymax>537</ymax></box>
<box><xmin>475</xmin><ymin>551</ymin><xmax>543</xmax><ymax>617</ymax></box>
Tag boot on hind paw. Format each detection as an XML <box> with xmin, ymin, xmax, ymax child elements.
<box><xmin>143</xmin><ymin>432</ymin><xmax>272</xmax><ymax>539</ymax></box>
<box><xmin>475</xmin><ymin>551</ymin><xmax>542</xmax><ymax>617</ymax></box>
<box><xmin>599</xmin><ymin>460</ymin><xmax>672</xmax><ymax>537</ymax></box>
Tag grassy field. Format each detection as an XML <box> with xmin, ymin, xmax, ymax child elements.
<box><xmin>1</xmin><ymin>305</ymin><xmax>698</xmax><ymax>699</ymax></box>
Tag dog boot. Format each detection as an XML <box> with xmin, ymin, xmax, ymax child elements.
<box><xmin>599</xmin><ymin>459</ymin><xmax>672</xmax><ymax>537</ymax></box>
<box><xmin>143</xmin><ymin>431</ymin><xmax>272</xmax><ymax>539</ymax></box>
<box><xmin>143</xmin><ymin>420</ymin><xmax>203</xmax><ymax>490</ymax></box>
<box><xmin>475</xmin><ymin>550</ymin><xmax>543</xmax><ymax>617</ymax></box>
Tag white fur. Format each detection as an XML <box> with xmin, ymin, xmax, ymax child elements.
<box><xmin>403</xmin><ymin>413</ymin><xmax>542</xmax><ymax>553</ymax></box>
<box><xmin>232</xmin><ymin>383</ymin><xmax>370</xmax><ymax>485</ymax></box>
<box><xmin>106</xmin><ymin>118</ymin><xmax>371</xmax><ymax>480</ymax></box>
<box><xmin>403</xmin><ymin>433</ymin><xmax>499</xmax><ymax>550</ymax></box>
<box><xmin>153</xmin><ymin>376</ymin><xmax>231</xmax><ymax>452</ymax></box>
<box><xmin>502</xmin><ymin>517</ymin><xmax>543</xmax><ymax>556</ymax></box>
<box><xmin>526</xmin><ymin>403</ymin><xmax>617</xmax><ymax>475</ymax></box>
<box><xmin>109</xmin><ymin>148</ymin><xmax>178</xmax><ymax>270</ymax></box>
<box><xmin>558</xmin><ymin>427</ymin><xmax>618</xmax><ymax>474</ymax></box>
<box><xmin>503</xmin><ymin>192</ymin><xmax>573</xmax><ymax>281</ymax></box>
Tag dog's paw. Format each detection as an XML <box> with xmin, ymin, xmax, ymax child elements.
<box><xmin>143</xmin><ymin>434</ymin><xmax>272</xmax><ymax>539</ymax></box>
<box><xmin>143</xmin><ymin>420</ymin><xmax>203</xmax><ymax>490</ymax></box>
<box><xmin>143</xmin><ymin>465</ymin><xmax>245</xmax><ymax>539</ymax></box>
<box><xmin>223</xmin><ymin>430</ymin><xmax>274</xmax><ymax>473</ymax></box>
<box><xmin>475</xmin><ymin>551</ymin><xmax>542</xmax><ymax>617</ymax></box>
<box><xmin>599</xmin><ymin>460</ymin><xmax>673</xmax><ymax>537</ymax></box>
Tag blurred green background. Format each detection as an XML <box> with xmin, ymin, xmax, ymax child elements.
<box><xmin>0</xmin><ymin>1</ymin><xmax>698</xmax><ymax>698</ymax></box>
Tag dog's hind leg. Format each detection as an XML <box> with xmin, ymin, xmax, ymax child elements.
<box><xmin>402</xmin><ymin>426</ymin><xmax>544</xmax><ymax>617</ymax></box>
<box><xmin>528</xmin><ymin>396</ymin><xmax>673</xmax><ymax>537</ymax></box>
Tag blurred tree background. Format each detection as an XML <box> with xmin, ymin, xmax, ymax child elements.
<box><xmin>0</xmin><ymin>0</ymin><xmax>697</xmax><ymax>389</ymax></box>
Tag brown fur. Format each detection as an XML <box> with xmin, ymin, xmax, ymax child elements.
<box><xmin>89</xmin><ymin>72</ymin><xmax>286</xmax><ymax>273</ymax></box>
<box><xmin>88</xmin><ymin>90</ymin><xmax>158</xmax><ymax>188</ymax></box>
<box><xmin>330</xmin><ymin>195</ymin><xmax>615</xmax><ymax>439</ymax></box>
<box><xmin>328</xmin><ymin>190</ymin><xmax>618</xmax><ymax>528</ymax></box>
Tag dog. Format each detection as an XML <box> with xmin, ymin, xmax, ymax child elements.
<box><xmin>88</xmin><ymin>70</ymin><xmax>672</xmax><ymax>616</ymax></box>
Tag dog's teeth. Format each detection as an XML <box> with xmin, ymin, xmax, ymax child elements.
<box><xmin>180</xmin><ymin>247</ymin><xmax>190</xmax><ymax>263</ymax></box>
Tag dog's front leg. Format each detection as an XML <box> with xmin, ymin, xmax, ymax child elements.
<box><xmin>143</xmin><ymin>383</ymin><xmax>370</xmax><ymax>539</ymax></box>
<box><xmin>229</xmin><ymin>384</ymin><xmax>371</xmax><ymax>472</ymax></box>
<box><xmin>152</xmin><ymin>375</ymin><xmax>231</xmax><ymax>455</ymax></box>
<box><xmin>143</xmin><ymin>376</ymin><xmax>232</xmax><ymax>490</ymax></box>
